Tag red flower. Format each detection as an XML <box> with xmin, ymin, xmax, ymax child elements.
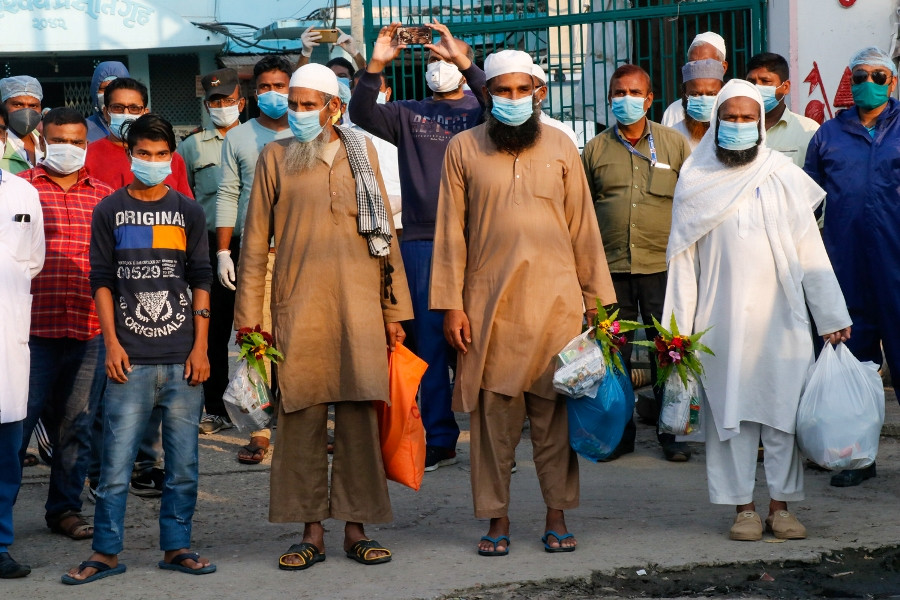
<box><xmin>654</xmin><ymin>336</ymin><xmax>667</xmax><ymax>353</ymax></box>
<box><xmin>262</xmin><ymin>331</ymin><xmax>274</xmax><ymax>346</ymax></box>
<box><xmin>672</xmin><ymin>337</ymin><xmax>684</xmax><ymax>349</ymax></box>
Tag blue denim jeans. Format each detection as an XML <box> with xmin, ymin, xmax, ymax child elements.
<box><xmin>400</xmin><ymin>240</ymin><xmax>459</xmax><ymax>450</ymax></box>
<box><xmin>92</xmin><ymin>364</ymin><xmax>203</xmax><ymax>555</ymax></box>
<box><xmin>0</xmin><ymin>420</ymin><xmax>23</xmax><ymax>553</ymax></box>
<box><xmin>19</xmin><ymin>336</ymin><xmax>105</xmax><ymax>522</ymax></box>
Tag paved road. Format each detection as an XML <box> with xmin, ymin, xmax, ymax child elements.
<box><xmin>10</xmin><ymin>392</ymin><xmax>900</xmax><ymax>600</ymax></box>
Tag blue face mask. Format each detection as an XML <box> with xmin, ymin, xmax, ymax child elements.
<box><xmin>717</xmin><ymin>120</ymin><xmax>760</xmax><ymax>151</ymax></box>
<box><xmin>108</xmin><ymin>113</ymin><xmax>138</xmax><ymax>139</ymax></box>
<box><xmin>610</xmin><ymin>95</ymin><xmax>647</xmax><ymax>125</ymax></box>
<box><xmin>337</xmin><ymin>77</ymin><xmax>351</xmax><ymax>89</ymax></box>
<box><xmin>257</xmin><ymin>91</ymin><xmax>288</xmax><ymax>119</ymax></box>
<box><xmin>490</xmin><ymin>94</ymin><xmax>535</xmax><ymax>126</ymax></box>
<box><xmin>756</xmin><ymin>83</ymin><xmax>785</xmax><ymax>113</ymax></box>
<box><xmin>130</xmin><ymin>156</ymin><xmax>172</xmax><ymax>187</ymax></box>
<box><xmin>686</xmin><ymin>95</ymin><xmax>716</xmax><ymax>123</ymax></box>
<box><xmin>287</xmin><ymin>107</ymin><xmax>326</xmax><ymax>143</ymax></box>
<box><xmin>851</xmin><ymin>81</ymin><xmax>891</xmax><ymax>111</ymax></box>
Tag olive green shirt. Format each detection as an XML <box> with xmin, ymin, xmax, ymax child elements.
<box><xmin>581</xmin><ymin>120</ymin><xmax>691</xmax><ymax>274</ymax></box>
<box><xmin>177</xmin><ymin>127</ymin><xmax>225</xmax><ymax>233</ymax></box>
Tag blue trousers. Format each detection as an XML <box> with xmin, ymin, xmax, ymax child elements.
<box><xmin>19</xmin><ymin>336</ymin><xmax>105</xmax><ymax>522</ymax></box>
<box><xmin>400</xmin><ymin>240</ymin><xmax>459</xmax><ymax>450</ymax></box>
<box><xmin>92</xmin><ymin>364</ymin><xmax>203</xmax><ymax>555</ymax></box>
<box><xmin>0</xmin><ymin>420</ymin><xmax>23</xmax><ymax>553</ymax></box>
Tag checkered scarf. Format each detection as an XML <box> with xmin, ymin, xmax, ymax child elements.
<box><xmin>334</xmin><ymin>125</ymin><xmax>392</xmax><ymax>257</ymax></box>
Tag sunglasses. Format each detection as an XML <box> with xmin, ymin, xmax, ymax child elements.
<box><xmin>851</xmin><ymin>69</ymin><xmax>892</xmax><ymax>86</ymax></box>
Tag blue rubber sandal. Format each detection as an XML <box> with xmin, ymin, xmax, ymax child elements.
<box><xmin>61</xmin><ymin>560</ymin><xmax>127</xmax><ymax>585</ymax></box>
<box><xmin>542</xmin><ymin>530</ymin><xmax>576</xmax><ymax>553</ymax></box>
<box><xmin>158</xmin><ymin>552</ymin><xmax>217</xmax><ymax>575</ymax></box>
<box><xmin>477</xmin><ymin>535</ymin><xmax>510</xmax><ymax>557</ymax></box>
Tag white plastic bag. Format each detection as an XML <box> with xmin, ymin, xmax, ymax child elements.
<box><xmin>659</xmin><ymin>369</ymin><xmax>702</xmax><ymax>436</ymax></box>
<box><xmin>796</xmin><ymin>343</ymin><xmax>885</xmax><ymax>470</ymax></box>
<box><xmin>553</xmin><ymin>328</ymin><xmax>606</xmax><ymax>398</ymax></box>
<box><xmin>223</xmin><ymin>362</ymin><xmax>275</xmax><ymax>431</ymax></box>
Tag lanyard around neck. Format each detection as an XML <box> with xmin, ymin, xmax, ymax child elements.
<box><xmin>614</xmin><ymin>125</ymin><xmax>657</xmax><ymax>167</ymax></box>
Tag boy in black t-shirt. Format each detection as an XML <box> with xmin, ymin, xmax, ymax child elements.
<box><xmin>64</xmin><ymin>114</ymin><xmax>215</xmax><ymax>584</ymax></box>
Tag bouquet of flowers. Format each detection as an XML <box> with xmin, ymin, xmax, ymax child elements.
<box><xmin>592</xmin><ymin>302</ymin><xmax>646</xmax><ymax>375</ymax></box>
<box><xmin>222</xmin><ymin>325</ymin><xmax>285</xmax><ymax>430</ymax></box>
<box><xmin>634</xmin><ymin>315</ymin><xmax>713</xmax><ymax>436</ymax></box>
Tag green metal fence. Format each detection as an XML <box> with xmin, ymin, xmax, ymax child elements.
<box><xmin>364</xmin><ymin>0</ymin><xmax>767</xmax><ymax>146</ymax></box>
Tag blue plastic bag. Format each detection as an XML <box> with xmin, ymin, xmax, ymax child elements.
<box><xmin>566</xmin><ymin>364</ymin><xmax>635</xmax><ymax>462</ymax></box>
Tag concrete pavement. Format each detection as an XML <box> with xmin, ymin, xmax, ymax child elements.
<box><xmin>8</xmin><ymin>391</ymin><xmax>900</xmax><ymax>600</ymax></box>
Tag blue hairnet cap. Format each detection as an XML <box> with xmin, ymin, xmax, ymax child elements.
<box><xmin>0</xmin><ymin>75</ymin><xmax>43</xmax><ymax>102</ymax></box>
<box><xmin>850</xmin><ymin>47</ymin><xmax>897</xmax><ymax>75</ymax></box>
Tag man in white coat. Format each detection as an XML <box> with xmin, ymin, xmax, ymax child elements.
<box><xmin>663</xmin><ymin>80</ymin><xmax>851</xmax><ymax>542</ymax></box>
<box><xmin>0</xmin><ymin>103</ymin><xmax>46</xmax><ymax>577</ymax></box>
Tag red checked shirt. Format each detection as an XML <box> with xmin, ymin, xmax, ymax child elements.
<box><xmin>18</xmin><ymin>165</ymin><xmax>114</xmax><ymax>340</ymax></box>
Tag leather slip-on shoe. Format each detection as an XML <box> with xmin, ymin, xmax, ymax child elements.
<box><xmin>729</xmin><ymin>511</ymin><xmax>763</xmax><ymax>541</ymax></box>
<box><xmin>765</xmin><ymin>510</ymin><xmax>807</xmax><ymax>540</ymax></box>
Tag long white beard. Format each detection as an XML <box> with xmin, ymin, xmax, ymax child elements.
<box><xmin>283</xmin><ymin>132</ymin><xmax>329</xmax><ymax>175</ymax></box>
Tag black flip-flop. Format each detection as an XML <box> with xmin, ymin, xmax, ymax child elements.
<box><xmin>158</xmin><ymin>552</ymin><xmax>216</xmax><ymax>575</ymax></box>
<box><xmin>279</xmin><ymin>542</ymin><xmax>326</xmax><ymax>571</ymax></box>
<box><xmin>345</xmin><ymin>539</ymin><xmax>392</xmax><ymax>565</ymax></box>
<box><xmin>541</xmin><ymin>530</ymin><xmax>576</xmax><ymax>553</ymax></box>
<box><xmin>61</xmin><ymin>560</ymin><xmax>127</xmax><ymax>585</ymax></box>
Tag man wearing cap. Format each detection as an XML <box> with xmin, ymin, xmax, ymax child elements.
<box><xmin>87</xmin><ymin>62</ymin><xmax>130</xmax><ymax>143</ymax></box>
<box><xmin>235</xmin><ymin>63</ymin><xmax>413</xmax><ymax>570</ymax></box>
<box><xmin>804</xmin><ymin>47</ymin><xmax>899</xmax><ymax>488</ymax></box>
<box><xmin>349</xmin><ymin>21</ymin><xmax>486</xmax><ymax>473</ymax></box>
<box><xmin>661</xmin><ymin>32</ymin><xmax>728</xmax><ymax>128</ymax></box>
<box><xmin>669</xmin><ymin>59</ymin><xmax>725</xmax><ymax>149</ymax></box>
<box><xmin>431</xmin><ymin>49</ymin><xmax>615</xmax><ymax>556</ymax></box>
<box><xmin>581</xmin><ymin>64</ymin><xmax>692</xmax><ymax>462</ymax></box>
<box><xmin>0</xmin><ymin>75</ymin><xmax>44</xmax><ymax>173</ymax></box>
<box><xmin>178</xmin><ymin>68</ymin><xmax>245</xmax><ymax>436</ymax></box>
<box><xmin>665</xmin><ymin>79</ymin><xmax>850</xmax><ymax>541</ymax></box>
<box><xmin>531</xmin><ymin>64</ymin><xmax>578</xmax><ymax>145</ymax></box>
<box><xmin>746</xmin><ymin>53</ymin><xmax>819</xmax><ymax>169</ymax></box>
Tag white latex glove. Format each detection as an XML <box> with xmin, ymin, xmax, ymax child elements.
<box><xmin>217</xmin><ymin>250</ymin><xmax>236</xmax><ymax>291</ymax></box>
<box><xmin>300</xmin><ymin>26</ymin><xmax>322</xmax><ymax>57</ymax></box>
<box><xmin>336</xmin><ymin>30</ymin><xmax>359</xmax><ymax>56</ymax></box>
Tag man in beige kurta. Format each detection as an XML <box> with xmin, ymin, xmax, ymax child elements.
<box><xmin>430</xmin><ymin>50</ymin><xmax>616</xmax><ymax>556</ymax></box>
<box><xmin>234</xmin><ymin>64</ymin><xmax>413</xmax><ymax>570</ymax></box>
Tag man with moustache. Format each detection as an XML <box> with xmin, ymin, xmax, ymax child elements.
<box><xmin>669</xmin><ymin>59</ymin><xmax>725</xmax><ymax>149</ymax></box>
<box><xmin>234</xmin><ymin>64</ymin><xmax>413</xmax><ymax>570</ymax></box>
<box><xmin>430</xmin><ymin>49</ymin><xmax>615</xmax><ymax>556</ymax></box>
<box><xmin>664</xmin><ymin>80</ymin><xmax>851</xmax><ymax>541</ymax></box>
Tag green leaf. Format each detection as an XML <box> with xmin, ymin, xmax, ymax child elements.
<box><xmin>669</xmin><ymin>313</ymin><xmax>680</xmax><ymax>337</ymax></box>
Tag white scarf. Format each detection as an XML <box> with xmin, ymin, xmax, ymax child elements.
<box><xmin>668</xmin><ymin>79</ymin><xmax>826</xmax><ymax>323</ymax></box>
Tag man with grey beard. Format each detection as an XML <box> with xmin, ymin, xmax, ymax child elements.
<box><xmin>431</xmin><ymin>49</ymin><xmax>615</xmax><ymax>556</ymax></box>
<box><xmin>234</xmin><ymin>63</ymin><xmax>413</xmax><ymax>570</ymax></box>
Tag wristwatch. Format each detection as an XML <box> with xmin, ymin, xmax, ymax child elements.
<box><xmin>193</xmin><ymin>309</ymin><xmax>211</xmax><ymax>318</ymax></box>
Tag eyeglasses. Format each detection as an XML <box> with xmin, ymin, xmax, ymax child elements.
<box><xmin>207</xmin><ymin>97</ymin><xmax>241</xmax><ymax>108</ymax></box>
<box><xmin>851</xmin><ymin>69</ymin><xmax>892</xmax><ymax>86</ymax></box>
<box><xmin>108</xmin><ymin>103</ymin><xmax>145</xmax><ymax>115</ymax></box>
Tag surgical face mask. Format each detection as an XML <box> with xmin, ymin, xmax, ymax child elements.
<box><xmin>686</xmin><ymin>95</ymin><xmax>716</xmax><ymax>123</ymax></box>
<box><xmin>337</xmin><ymin>76</ymin><xmax>351</xmax><ymax>89</ymax></box>
<box><xmin>41</xmin><ymin>143</ymin><xmax>86</xmax><ymax>175</ymax></box>
<box><xmin>756</xmin><ymin>83</ymin><xmax>785</xmax><ymax>113</ymax></box>
<box><xmin>610</xmin><ymin>95</ymin><xmax>647</xmax><ymax>126</ymax></box>
<box><xmin>426</xmin><ymin>61</ymin><xmax>463</xmax><ymax>93</ymax></box>
<box><xmin>96</xmin><ymin>93</ymin><xmax>105</xmax><ymax>110</ymax></box>
<box><xmin>130</xmin><ymin>156</ymin><xmax>172</xmax><ymax>187</ymax></box>
<box><xmin>717</xmin><ymin>120</ymin><xmax>760</xmax><ymax>151</ymax></box>
<box><xmin>108</xmin><ymin>113</ymin><xmax>138</xmax><ymax>139</ymax></box>
<box><xmin>851</xmin><ymin>81</ymin><xmax>891</xmax><ymax>111</ymax></box>
<box><xmin>208</xmin><ymin>104</ymin><xmax>241</xmax><ymax>128</ymax></box>
<box><xmin>376</xmin><ymin>91</ymin><xmax>387</xmax><ymax>105</ymax></box>
<box><xmin>9</xmin><ymin>108</ymin><xmax>41</xmax><ymax>137</ymax></box>
<box><xmin>257</xmin><ymin>91</ymin><xmax>289</xmax><ymax>119</ymax></box>
<box><xmin>490</xmin><ymin>94</ymin><xmax>535</xmax><ymax>127</ymax></box>
<box><xmin>287</xmin><ymin>107</ymin><xmax>326</xmax><ymax>143</ymax></box>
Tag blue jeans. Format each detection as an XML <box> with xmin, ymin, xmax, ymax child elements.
<box><xmin>0</xmin><ymin>420</ymin><xmax>23</xmax><ymax>553</ymax></box>
<box><xmin>19</xmin><ymin>336</ymin><xmax>105</xmax><ymax>522</ymax></box>
<box><xmin>400</xmin><ymin>240</ymin><xmax>459</xmax><ymax>450</ymax></box>
<box><xmin>92</xmin><ymin>364</ymin><xmax>203</xmax><ymax>555</ymax></box>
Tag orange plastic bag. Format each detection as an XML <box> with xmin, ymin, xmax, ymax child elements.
<box><xmin>376</xmin><ymin>343</ymin><xmax>428</xmax><ymax>491</ymax></box>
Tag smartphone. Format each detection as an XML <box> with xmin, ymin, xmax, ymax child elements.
<box><xmin>312</xmin><ymin>28</ymin><xmax>340</xmax><ymax>43</ymax></box>
<box><xmin>396</xmin><ymin>26</ymin><xmax>431</xmax><ymax>45</ymax></box>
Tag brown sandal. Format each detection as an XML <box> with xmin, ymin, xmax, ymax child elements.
<box><xmin>237</xmin><ymin>436</ymin><xmax>270</xmax><ymax>465</ymax></box>
<box><xmin>49</xmin><ymin>510</ymin><xmax>93</xmax><ymax>540</ymax></box>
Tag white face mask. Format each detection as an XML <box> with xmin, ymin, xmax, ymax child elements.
<box><xmin>96</xmin><ymin>93</ymin><xmax>104</xmax><ymax>110</ymax></box>
<box><xmin>41</xmin><ymin>143</ymin><xmax>87</xmax><ymax>175</ymax></box>
<box><xmin>208</xmin><ymin>104</ymin><xmax>240</xmax><ymax>128</ymax></box>
<box><xmin>376</xmin><ymin>91</ymin><xmax>387</xmax><ymax>105</ymax></box>
<box><xmin>426</xmin><ymin>61</ymin><xmax>463</xmax><ymax>93</ymax></box>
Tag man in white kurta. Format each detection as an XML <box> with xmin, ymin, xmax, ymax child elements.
<box><xmin>663</xmin><ymin>80</ymin><xmax>851</xmax><ymax>542</ymax></box>
<box><xmin>0</xmin><ymin>163</ymin><xmax>45</xmax><ymax>578</ymax></box>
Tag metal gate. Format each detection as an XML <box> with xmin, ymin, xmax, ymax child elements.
<box><xmin>364</xmin><ymin>0</ymin><xmax>767</xmax><ymax>146</ymax></box>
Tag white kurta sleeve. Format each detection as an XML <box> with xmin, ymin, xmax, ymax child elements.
<box><xmin>662</xmin><ymin>244</ymin><xmax>701</xmax><ymax>334</ymax></box>
<box><xmin>797</xmin><ymin>215</ymin><xmax>852</xmax><ymax>336</ymax></box>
